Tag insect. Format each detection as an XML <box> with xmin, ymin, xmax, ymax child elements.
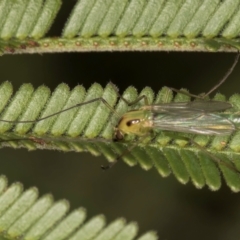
<box><xmin>102</xmin><ymin>53</ymin><xmax>240</xmax><ymax>170</ymax></box>
<box><xmin>0</xmin><ymin>53</ymin><xmax>239</xmax><ymax>173</ymax></box>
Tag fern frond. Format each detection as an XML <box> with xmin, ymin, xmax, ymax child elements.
<box><xmin>1</xmin><ymin>0</ymin><xmax>240</xmax><ymax>53</ymax></box>
<box><xmin>0</xmin><ymin>82</ymin><xmax>240</xmax><ymax>191</ymax></box>
<box><xmin>0</xmin><ymin>176</ymin><xmax>157</xmax><ymax>240</ymax></box>
<box><xmin>63</xmin><ymin>0</ymin><xmax>240</xmax><ymax>39</ymax></box>
<box><xmin>0</xmin><ymin>0</ymin><xmax>61</xmax><ymax>40</ymax></box>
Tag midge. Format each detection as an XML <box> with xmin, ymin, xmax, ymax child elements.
<box><xmin>0</xmin><ymin>54</ymin><xmax>239</xmax><ymax>171</ymax></box>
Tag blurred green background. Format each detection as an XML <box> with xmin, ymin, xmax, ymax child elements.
<box><xmin>1</xmin><ymin>1</ymin><xmax>240</xmax><ymax>240</ymax></box>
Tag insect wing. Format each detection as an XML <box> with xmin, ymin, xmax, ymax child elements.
<box><xmin>182</xmin><ymin>101</ymin><xmax>232</xmax><ymax>112</ymax></box>
<box><xmin>151</xmin><ymin>107</ymin><xmax>235</xmax><ymax>135</ymax></box>
<box><xmin>142</xmin><ymin>101</ymin><xmax>232</xmax><ymax>112</ymax></box>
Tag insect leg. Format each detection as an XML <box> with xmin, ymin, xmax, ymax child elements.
<box><xmin>190</xmin><ymin>139</ymin><xmax>239</xmax><ymax>174</ymax></box>
<box><xmin>168</xmin><ymin>87</ymin><xmax>201</xmax><ymax>99</ymax></box>
<box><xmin>0</xmin><ymin>83</ymin><xmax>151</xmax><ymax>125</ymax></box>
<box><xmin>0</xmin><ymin>97</ymin><xmax>117</xmax><ymax>124</ymax></box>
<box><xmin>0</xmin><ymin>97</ymin><xmax>119</xmax><ymax>147</ymax></box>
<box><xmin>203</xmin><ymin>52</ymin><xmax>240</xmax><ymax>98</ymax></box>
<box><xmin>101</xmin><ymin>134</ymin><xmax>151</xmax><ymax>170</ymax></box>
<box><xmin>101</xmin><ymin>143</ymin><xmax>137</xmax><ymax>170</ymax></box>
<box><xmin>109</xmin><ymin>82</ymin><xmax>150</xmax><ymax>106</ymax></box>
<box><xmin>162</xmin><ymin>131</ymin><xmax>239</xmax><ymax>174</ymax></box>
<box><xmin>169</xmin><ymin>52</ymin><xmax>240</xmax><ymax>99</ymax></box>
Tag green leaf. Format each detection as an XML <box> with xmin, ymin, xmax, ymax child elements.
<box><xmin>0</xmin><ymin>176</ymin><xmax>157</xmax><ymax>240</ymax></box>
<box><xmin>1</xmin><ymin>0</ymin><xmax>240</xmax><ymax>53</ymax></box>
<box><xmin>0</xmin><ymin>82</ymin><xmax>240</xmax><ymax>192</ymax></box>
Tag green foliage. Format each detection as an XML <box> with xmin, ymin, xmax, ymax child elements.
<box><xmin>0</xmin><ymin>82</ymin><xmax>240</xmax><ymax>191</ymax></box>
<box><xmin>0</xmin><ymin>176</ymin><xmax>157</xmax><ymax>240</ymax></box>
<box><xmin>63</xmin><ymin>0</ymin><xmax>240</xmax><ymax>39</ymax></box>
<box><xmin>0</xmin><ymin>0</ymin><xmax>61</xmax><ymax>40</ymax></box>
<box><xmin>1</xmin><ymin>0</ymin><xmax>240</xmax><ymax>53</ymax></box>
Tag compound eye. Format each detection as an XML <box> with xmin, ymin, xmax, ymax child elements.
<box><xmin>126</xmin><ymin>119</ymin><xmax>140</xmax><ymax>127</ymax></box>
<box><xmin>114</xmin><ymin>130</ymin><xmax>124</xmax><ymax>141</ymax></box>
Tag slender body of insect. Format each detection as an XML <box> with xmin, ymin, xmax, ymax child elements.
<box><xmin>0</xmin><ymin>53</ymin><xmax>239</xmax><ymax>172</ymax></box>
<box><xmin>105</xmin><ymin>53</ymin><xmax>240</xmax><ymax>170</ymax></box>
<box><xmin>115</xmin><ymin>101</ymin><xmax>238</xmax><ymax>139</ymax></box>
<box><xmin>109</xmin><ymin>98</ymin><xmax>240</xmax><ymax>170</ymax></box>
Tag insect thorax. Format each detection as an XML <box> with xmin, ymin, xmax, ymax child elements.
<box><xmin>116</xmin><ymin>110</ymin><xmax>153</xmax><ymax>136</ymax></box>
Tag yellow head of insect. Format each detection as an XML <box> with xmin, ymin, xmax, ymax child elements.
<box><xmin>114</xmin><ymin>110</ymin><xmax>151</xmax><ymax>141</ymax></box>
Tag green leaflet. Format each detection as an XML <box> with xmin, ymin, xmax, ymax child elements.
<box><xmin>0</xmin><ymin>82</ymin><xmax>240</xmax><ymax>191</ymax></box>
<box><xmin>0</xmin><ymin>176</ymin><xmax>157</xmax><ymax>240</ymax></box>
<box><xmin>0</xmin><ymin>0</ymin><xmax>240</xmax><ymax>52</ymax></box>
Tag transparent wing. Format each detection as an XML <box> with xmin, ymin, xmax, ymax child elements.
<box><xmin>142</xmin><ymin>101</ymin><xmax>232</xmax><ymax>113</ymax></box>
<box><xmin>151</xmin><ymin>104</ymin><xmax>235</xmax><ymax>135</ymax></box>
